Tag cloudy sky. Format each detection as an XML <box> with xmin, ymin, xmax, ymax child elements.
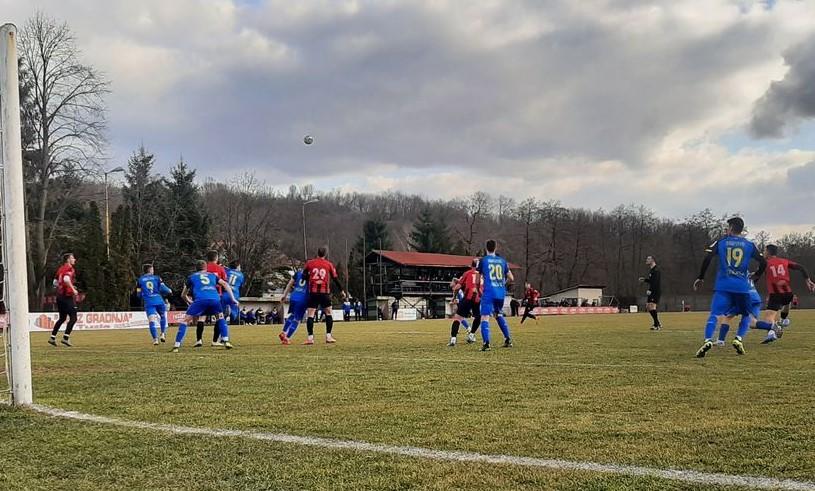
<box><xmin>4</xmin><ymin>0</ymin><xmax>815</xmax><ymax>236</ymax></box>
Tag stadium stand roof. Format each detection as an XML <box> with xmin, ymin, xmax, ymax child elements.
<box><xmin>543</xmin><ymin>284</ymin><xmax>606</xmax><ymax>297</ymax></box>
<box><xmin>368</xmin><ymin>250</ymin><xmax>520</xmax><ymax>269</ymax></box>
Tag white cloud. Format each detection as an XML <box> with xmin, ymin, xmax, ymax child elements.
<box><xmin>6</xmin><ymin>0</ymin><xmax>815</xmax><ymax>233</ymax></box>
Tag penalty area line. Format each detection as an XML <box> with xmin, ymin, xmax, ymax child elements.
<box><xmin>29</xmin><ymin>404</ymin><xmax>815</xmax><ymax>491</ymax></box>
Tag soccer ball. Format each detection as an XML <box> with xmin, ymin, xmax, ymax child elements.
<box><xmin>781</xmin><ymin>318</ymin><xmax>791</xmax><ymax>327</ymax></box>
<box><xmin>303</xmin><ymin>135</ymin><xmax>314</xmax><ymax>145</ymax></box>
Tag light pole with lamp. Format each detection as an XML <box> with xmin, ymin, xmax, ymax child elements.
<box><xmin>302</xmin><ymin>198</ymin><xmax>319</xmax><ymax>261</ymax></box>
<box><xmin>103</xmin><ymin>166</ymin><xmax>125</xmax><ymax>258</ymax></box>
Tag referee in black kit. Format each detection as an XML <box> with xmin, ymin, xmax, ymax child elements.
<box><xmin>639</xmin><ymin>255</ymin><xmax>662</xmax><ymax>331</ymax></box>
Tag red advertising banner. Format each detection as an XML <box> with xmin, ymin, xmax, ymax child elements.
<box><xmin>533</xmin><ymin>306</ymin><xmax>619</xmax><ymax>315</ymax></box>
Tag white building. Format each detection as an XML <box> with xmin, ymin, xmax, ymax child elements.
<box><xmin>543</xmin><ymin>285</ymin><xmax>605</xmax><ymax>307</ymax></box>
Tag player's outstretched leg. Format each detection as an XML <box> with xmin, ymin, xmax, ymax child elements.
<box><xmin>216</xmin><ymin>316</ymin><xmax>232</xmax><ymax>349</ymax></box>
<box><xmin>497</xmin><ymin>315</ymin><xmax>512</xmax><ymax>348</ymax></box>
<box><xmin>195</xmin><ymin>321</ymin><xmax>205</xmax><ymax>348</ymax></box>
<box><xmin>148</xmin><ymin>314</ymin><xmax>159</xmax><ymax>345</ymax></box>
<box><xmin>159</xmin><ymin>311</ymin><xmax>168</xmax><ymax>343</ymax></box>
<box><xmin>480</xmin><ymin>319</ymin><xmax>491</xmax><ymax>351</ymax></box>
<box><xmin>467</xmin><ymin>314</ymin><xmax>480</xmax><ymax>344</ymax></box>
<box><xmin>449</xmin><ymin>320</ymin><xmax>461</xmax><ymax>346</ymax></box>
<box><xmin>304</xmin><ymin>315</ymin><xmax>315</xmax><ymax>345</ymax></box>
<box><xmin>325</xmin><ymin>313</ymin><xmax>336</xmax><ymax>343</ymax></box>
<box><xmin>696</xmin><ymin>313</ymin><xmax>717</xmax><ymax>357</ymax></box>
<box><xmin>732</xmin><ymin>315</ymin><xmax>749</xmax><ymax>355</ymax></box>
<box><xmin>717</xmin><ymin>323</ymin><xmax>730</xmax><ymax>347</ymax></box>
<box><xmin>279</xmin><ymin>317</ymin><xmax>293</xmax><ymax>345</ymax></box>
<box><xmin>173</xmin><ymin>321</ymin><xmax>188</xmax><ymax>353</ymax></box>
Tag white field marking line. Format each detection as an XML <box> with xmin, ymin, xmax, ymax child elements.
<box><xmin>28</xmin><ymin>404</ymin><xmax>815</xmax><ymax>491</ymax></box>
<box><xmin>39</xmin><ymin>348</ymin><xmax>809</xmax><ymax>372</ymax></box>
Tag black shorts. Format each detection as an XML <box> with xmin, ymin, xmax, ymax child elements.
<box><xmin>647</xmin><ymin>292</ymin><xmax>661</xmax><ymax>304</ymax></box>
<box><xmin>456</xmin><ymin>299</ymin><xmax>480</xmax><ymax>319</ymax></box>
<box><xmin>56</xmin><ymin>295</ymin><xmax>77</xmax><ymax>316</ymax></box>
<box><xmin>307</xmin><ymin>293</ymin><xmax>332</xmax><ymax>310</ymax></box>
<box><xmin>767</xmin><ymin>293</ymin><xmax>794</xmax><ymax>311</ymax></box>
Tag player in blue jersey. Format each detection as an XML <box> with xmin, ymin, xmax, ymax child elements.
<box><xmin>278</xmin><ymin>269</ymin><xmax>309</xmax><ymax>345</ymax></box>
<box><xmin>222</xmin><ymin>260</ymin><xmax>246</xmax><ymax>324</ymax></box>
<box><xmin>172</xmin><ymin>260</ymin><xmax>238</xmax><ymax>352</ymax></box>
<box><xmin>137</xmin><ymin>264</ymin><xmax>173</xmax><ymax>345</ymax></box>
<box><xmin>477</xmin><ymin>240</ymin><xmax>515</xmax><ymax>351</ymax></box>
<box><xmin>693</xmin><ymin>217</ymin><xmax>766</xmax><ymax>357</ymax></box>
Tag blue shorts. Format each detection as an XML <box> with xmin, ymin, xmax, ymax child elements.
<box><xmin>480</xmin><ymin>296</ymin><xmax>505</xmax><ymax>317</ymax></box>
<box><xmin>145</xmin><ymin>303</ymin><xmax>166</xmax><ymax>317</ymax></box>
<box><xmin>221</xmin><ymin>296</ymin><xmax>239</xmax><ymax>317</ymax></box>
<box><xmin>288</xmin><ymin>299</ymin><xmax>307</xmax><ymax>322</ymax></box>
<box><xmin>187</xmin><ymin>298</ymin><xmax>223</xmax><ymax>318</ymax></box>
<box><xmin>711</xmin><ymin>291</ymin><xmax>751</xmax><ymax>318</ymax></box>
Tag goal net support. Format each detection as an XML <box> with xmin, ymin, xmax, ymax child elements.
<box><xmin>0</xmin><ymin>23</ymin><xmax>33</xmax><ymax>406</ymax></box>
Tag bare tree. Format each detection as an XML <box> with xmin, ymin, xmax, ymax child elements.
<box><xmin>20</xmin><ymin>12</ymin><xmax>109</xmax><ymax>304</ymax></box>
<box><xmin>204</xmin><ymin>173</ymin><xmax>283</xmax><ymax>295</ymax></box>
<box><xmin>455</xmin><ymin>191</ymin><xmax>493</xmax><ymax>255</ymax></box>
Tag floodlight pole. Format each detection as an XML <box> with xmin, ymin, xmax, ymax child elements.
<box><xmin>1</xmin><ymin>24</ymin><xmax>33</xmax><ymax>406</ymax></box>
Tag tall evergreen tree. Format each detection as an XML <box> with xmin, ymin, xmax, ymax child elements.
<box><xmin>123</xmin><ymin>146</ymin><xmax>166</xmax><ymax>271</ymax></box>
<box><xmin>157</xmin><ymin>159</ymin><xmax>209</xmax><ymax>278</ymax></box>
<box><xmin>409</xmin><ymin>208</ymin><xmax>453</xmax><ymax>253</ymax></box>
<box><xmin>76</xmin><ymin>202</ymin><xmax>108</xmax><ymax>309</ymax></box>
<box><xmin>109</xmin><ymin>204</ymin><xmax>138</xmax><ymax>309</ymax></box>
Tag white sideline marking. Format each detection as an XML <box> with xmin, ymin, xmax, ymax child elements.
<box><xmin>30</xmin><ymin>404</ymin><xmax>815</xmax><ymax>490</ymax></box>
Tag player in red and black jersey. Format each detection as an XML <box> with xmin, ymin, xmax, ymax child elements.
<box><xmin>448</xmin><ymin>259</ymin><xmax>483</xmax><ymax>346</ymax></box>
<box><xmin>49</xmin><ymin>253</ymin><xmax>79</xmax><ymax>347</ymax></box>
<box><xmin>195</xmin><ymin>250</ymin><xmax>229</xmax><ymax>348</ymax></box>
<box><xmin>520</xmin><ymin>283</ymin><xmax>540</xmax><ymax>324</ymax></box>
<box><xmin>754</xmin><ymin>244</ymin><xmax>814</xmax><ymax>342</ymax></box>
<box><xmin>303</xmin><ymin>246</ymin><xmax>346</xmax><ymax>344</ymax></box>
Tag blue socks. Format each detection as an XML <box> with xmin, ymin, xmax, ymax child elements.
<box><xmin>148</xmin><ymin>320</ymin><xmax>157</xmax><ymax>340</ymax></box>
<box><xmin>480</xmin><ymin>320</ymin><xmax>491</xmax><ymax>344</ymax></box>
<box><xmin>285</xmin><ymin>317</ymin><xmax>300</xmax><ymax>337</ymax></box>
<box><xmin>160</xmin><ymin>314</ymin><xmax>167</xmax><ymax>334</ymax></box>
<box><xmin>216</xmin><ymin>318</ymin><xmax>229</xmax><ymax>340</ymax></box>
<box><xmin>737</xmin><ymin>316</ymin><xmax>750</xmax><ymax>339</ymax></box>
<box><xmin>704</xmin><ymin>314</ymin><xmax>718</xmax><ymax>341</ymax></box>
<box><xmin>175</xmin><ymin>323</ymin><xmax>187</xmax><ymax>344</ymax></box>
<box><xmin>461</xmin><ymin>319</ymin><xmax>470</xmax><ymax>330</ymax></box>
<box><xmin>718</xmin><ymin>324</ymin><xmax>730</xmax><ymax>342</ymax></box>
<box><xmin>497</xmin><ymin>316</ymin><xmax>511</xmax><ymax>340</ymax></box>
<box><xmin>755</xmin><ymin>320</ymin><xmax>773</xmax><ymax>331</ymax></box>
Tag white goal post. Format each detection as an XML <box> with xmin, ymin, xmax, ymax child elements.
<box><xmin>1</xmin><ymin>23</ymin><xmax>33</xmax><ymax>406</ymax></box>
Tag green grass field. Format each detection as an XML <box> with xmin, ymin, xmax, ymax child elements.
<box><xmin>2</xmin><ymin>311</ymin><xmax>814</xmax><ymax>490</ymax></box>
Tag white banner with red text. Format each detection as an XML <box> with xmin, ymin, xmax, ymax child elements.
<box><xmin>0</xmin><ymin>311</ymin><xmax>190</xmax><ymax>332</ymax></box>
<box><xmin>532</xmin><ymin>306</ymin><xmax>619</xmax><ymax>315</ymax></box>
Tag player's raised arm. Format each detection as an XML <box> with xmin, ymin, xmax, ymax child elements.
<box><xmin>218</xmin><ymin>278</ymin><xmax>238</xmax><ymax>305</ymax></box>
<box><xmin>160</xmin><ymin>280</ymin><xmax>172</xmax><ymax>297</ymax></box>
<box><xmin>694</xmin><ymin>241</ymin><xmax>718</xmax><ymax>290</ymax></box>
<box><xmin>280</xmin><ymin>278</ymin><xmax>295</xmax><ymax>302</ymax></box>
<box><xmin>750</xmin><ymin>247</ymin><xmax>767</xmax><ymax>279</ymax></box>
<box><xmin>451</xmin><ymin>277</ymin><xmax>463</xmax><ymax>302</ymax></box>
<box><xmin>181</xmin><ymin>282</ymin><xmax>192</xmax><ymax>305</ymax></box>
